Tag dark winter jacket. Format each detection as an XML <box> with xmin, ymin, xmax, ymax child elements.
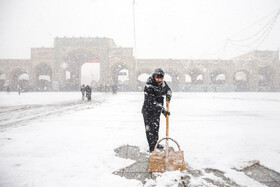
<box><xmin>81</xmin><ymin>86</ymin><xmax>85</xmax><ymax>93</ymax></box>
<box><xmin>142</xmin><ymin>74</ymin><xmax>172</xmax><ymax>114</ymax></box>
<box><xmin>85</xmin><ymin>86</ymin><xmax>92</xmax><ymax>95</ymax></box>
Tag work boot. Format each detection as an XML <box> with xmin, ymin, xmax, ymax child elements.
<box><xmin>149</xmin><ymin>146</ymin><xmax>155</xmax><ymax>152</ymax></box>
<box><xmin>156</xmin><ymin>144</ymin><xmax>164</xmax><ymax>150</ymax></box>
<box><xmin>149</xmin><ymin>144</ymin><xmax>164</xmax><ymax>152</ymax></box>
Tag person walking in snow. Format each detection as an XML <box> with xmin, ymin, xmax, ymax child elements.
<box><xmin>112</xmin><ymin>84</ymin><xmax>118</xmax><ymax>94</ymax></box>
<box><xmin>81</xmin><ymin>84</ymin><xmax>86</xmax><ymax>100</ymax></box>
<box><xmin>85</xmin><ymin>85</ymin><xmax>92</xmax><ymax>101</ymax></box>
<box><xmin>142</xmin><ymin>68</ymin><xmax>172</xmax><ymax>152</ymax></box>
<box><xmin>18</xmin><ymin>85</ymin><xmax>21</xmax><ymax>95</ymax></box>
<box><xmin>6</xmin><ymin>86</ymin><xmax>10</xmax><ymax>93</ymax></box>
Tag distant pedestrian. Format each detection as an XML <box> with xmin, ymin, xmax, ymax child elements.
<box><xmin>6</xmin><ymin>86</ymin><xmax>10</xmax><ymax>93</ymax></box>
<box><xmin>81</xmin><ymin>84</ymin><xmax>86</xmax><ymax>100</ymax></box>
<box><xmin>18</xmin><ymin>85</ymin><xmax>21</xmax><ymax>95</ymax></box>
<box><xmin>105</xmin><ymin>84</ymin><xmax>109</xmax><ymax>93</ymax></box>
<box><xmin>112</xmin><ymin>84</ymin><xmax>118</xmax><ymax>94</ymax></box>
<box><xmin>85</xmin><ymin>85</ymin><xmax>92</xmax><ymax>101</ymax></box>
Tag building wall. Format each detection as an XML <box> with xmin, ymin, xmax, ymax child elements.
<box><xmin>0</xmin><ymin>37</ymin><xmax>279</xmax><ymax>91</ymax></box>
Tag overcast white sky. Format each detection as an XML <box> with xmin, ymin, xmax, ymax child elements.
<box><xmin>0</xmin><ymin>0</ymin><xmax>279</xmax><ymax>60</ymax></box>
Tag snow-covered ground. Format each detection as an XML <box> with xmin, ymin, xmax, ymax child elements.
<box><xmin>0</xmin><ymin>92</ymin><xmax>280</xmax><ymax>186</ymax></box>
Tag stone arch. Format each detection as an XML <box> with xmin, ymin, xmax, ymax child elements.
<box><xmin>185</xmin><ymin>74</ymin><xmax>192</xmax><ymax>83</ymax></box>
<box><xmin>137</xmin><ymin>70</ymin><xmax>152</xmax><ymax>82</ymax></box>
<box><xmin>234</xmin><ymin>70</ymin><xmax>250</xmax><ymax>91</ymax></box>
<box><xmin>258</xmin><ymin>65</ymin><xmax>274</xmax><ymax>91</ymax></box>
<box><xmin>164</xmin><ymin>70</ymin><xmax>181</xmax><ymax>91</ymax></box>
<box><xmin>62</xmin><ymin>48</ymin><xmax>99</xmax><ymax>91</ymax></box>
<box><xmin>185</xmin><ymin>69</ymin><xmax>204</xmax><ymax>84</ymax></box>
<box><xmin>183</xmin><ymin>69</ymin><xmax>205</xmax><ymax>92</ymax></box>
<box><xmin>34</xmin><ymin>63</ymin><xmax>52</xmax><ymax>91</ymax></box>
<box><xmin>0</xmin><ymin>70</ymin><xmax>6</xmax><ymax>91</ymax></box>
<box><xmin>18</xmin><ymin>73</ymin><xmax>30</xmax><ymax>92</ymax></box>
<box><xmin>110</xmin><ymin>63</ymin><xmax>130</xmax><ymax>92</ymax></box>
<box><xmin>234</xmin><ymin>70</ymin><xmax>250</xmax><ymax>82</ymax></box>
<box><xmin>209</xmin><ymin>69</ymin><xmax>228</xmax><ymax>84</ymax></box>
<box><xmin>164</xmin><ymin>74</ymin><xmax>172</xmax><ymax>82</ymax></box>
<box><xmin>136</xmin><ymin>69</ymin><xmax>152</xmax><ymax>91</ymax></box>
<box><xmin>9</xmin><ymin>68</ymin><xmax>30</xmax><ymax>91</ymax></box>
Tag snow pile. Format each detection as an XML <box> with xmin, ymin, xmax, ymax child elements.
<box><xmin>145</xmin><ymin>171</ymin><xmax>185</xmax><ymax>186</ymax></box>
<box><xmin>233</xmin><ymin>160</ymin><xmax>260</xmax><ymax>171</ymax></box>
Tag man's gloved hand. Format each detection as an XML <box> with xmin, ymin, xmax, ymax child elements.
<box><xmin>162</xmin><ymin>108</ymin><xmax>170</xmax><ymax>117</ymax></box>
<box><xmin>166</xmin><ymin>94</ymin><xmax>171</xmax><ymax>102</ymax></box>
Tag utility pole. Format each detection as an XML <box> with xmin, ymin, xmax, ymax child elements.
<box><xmin>132</xmin><ymin>0</ymin><xmax>137</xmax><ymax>70</ymax></box>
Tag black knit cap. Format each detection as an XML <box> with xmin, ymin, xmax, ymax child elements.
<box><xmin>154</xmin><ymin>68</ymin><xmax>165</xmax><ymax>78</ymax></box>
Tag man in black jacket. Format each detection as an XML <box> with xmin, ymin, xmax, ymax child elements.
<box><xmin>81</xmin><ymin>84</ymin><xmax>86</xmax><ymax>100</ymax></box>
<box><xmin>85</xmin><ymin>85</ymin><xmax>92</xmax><ymax>101</ymax></box>
<box><xmin>142</xmin><ymin>68</ymin><xmax>172</xmax><ymax>152</ymax></box>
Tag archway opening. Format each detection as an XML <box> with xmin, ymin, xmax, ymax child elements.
<box><xmin>66</xmin><ymin>71</ymin><xmax>71</xmax><ymax>80</ymax></box>
<box><xmin>18</xmin><ymin>73</ymin><xmax>29</xmax><ymax>80</ymax></box>
<box><xmin>18</xmin><ymin>73</ymin><xmax>30</xmax><ymax>92</ymax></box>
<box><xmin>196</xmin><ymin>74</ymin><xmax>204</xmax><ymax>84</ymax></box>
<box><xmin>0</xmin><ymin>73</ymin><xmax>6</xmax><ymax>91</ymax></box>
<box><xmin>164</xmin><ymin>74</ymin><xmax>172</xmax><ymax>82</ymax></box>
<box><xmin>187</xmin><ymin>70</ymin><xmax>203</xmax><ymax>84</ymax></box>
<box><xmin>234</xmin><ymin>71</ymin><xmax>249</xmax><ymax>91</ymax></box>
<box><xmin>210</xmin><ymin>71</ymin><xmax>226</xmax><ymax>85</ymax></box>
<box><xmin>117</xmin><ymin>68</ymin><xmax>129</xmax><ymax>92</ymax></box>
<box><xmin>38</xmin><ymin>75</ymin><xmax>50</xmax><ymax>91</ymax></box>
<box><xmin>185</xmin><ymin>71</ymin><xmax>204</xmax><ymax>91</ymax></box>
<box><xmin>10</xmin><ymin>69</ymin><xmax>29</xmax><ymax>91</ymax></box>
<box><xmin>64</xmin><ymin>65</ymin><xmax>80</xmax><ymax>91</ymax></box>
<box><xmin>235</xmin><ymin>72</ymin><xmax>247</xmax><ymax>81</ymax></box>
<box><xmin>63</xmin><ymin>49</ymin><xmax>99</xmax><ymax>91</ymax></box>
<box><xmin>165</xmin><ymin>72</ymin><xmax>181</xmax><ymax>91</ymax></box>
<box><xmin>81</xmin><ymin>62</ymin><xmax>100</xmax><ymax>91</ymax></box>
<box><xmin>111</xmin><ymin>64</ymin><xmax>129</xmax><ymax>92</ymax></box>
<box><xmin>137</xmin><ymin>73</ymin><xmax>149</xmax><ymax>91</ymax></box>
<box><xmin>64</xmin><ymin>71</ymin><xmax>73</xmax><ymax>91</ymax></box>
<box><xmin>35</xmin><ymin>64</ymin><xmax>52</xmax><ymax>91</ymax></box>
<box><xmin>184</xmin><ymin>74</ymin><xmax>192</xmax><ymax>91</ymax></box>
<box><xmin>138</xmin><ymin>73</ymin><xmax>149</xmax><ymax>82</ymax></box>
<box><xmin>215</xmin><ymin>74</ymin><xmax>226</xmax><ymax>84</ymax></box>
<box><xmin>185</xmin><ymin>74</ymin><xmax>192</xmax><ymax>83</ymax></box>
<box><xmin>258</xmin><ymin>66</ymin><xmax>274</xmax><ymax>91</ymax></box>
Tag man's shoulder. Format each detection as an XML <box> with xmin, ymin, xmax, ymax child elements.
<box><xmin>163</xmin><ymin>81</ymin><xmax>171</xmax><ymax>89</ymax></box>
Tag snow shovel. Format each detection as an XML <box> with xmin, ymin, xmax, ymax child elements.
<box><xmin>148</xmin><ymin>100</ymin><xmax>187</xmax><ymax>173</ymax></box>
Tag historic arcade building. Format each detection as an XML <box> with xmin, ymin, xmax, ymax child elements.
<box><xmin>0</xmin><ymin>37</ymin><xmax>279</xmax><ymax>92</ymax></box>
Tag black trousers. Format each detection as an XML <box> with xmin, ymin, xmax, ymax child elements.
<box><xmin>82</xmin><ymin>92</ymin><xmax>85</xmax><ymax>100</ymax></box>
<box><xmin>143</xmin><ymin>111</ymin><xmax>161</xmax><ymax>152</ymax></box>
<box><xmin>86</xmin><ymin>93</ymin><xmax>91</xmax><ymax>101</ymax></box>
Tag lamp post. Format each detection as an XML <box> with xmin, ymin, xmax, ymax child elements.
<box><xmin>132</xmin><ymin>0</ymin><xmax>137</xmax><ymax>70</ymax></box>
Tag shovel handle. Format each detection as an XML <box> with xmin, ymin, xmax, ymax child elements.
<box><xmin>165</xmin><ymin>100</ymin><xmax>170</xmax><ymax>156</ymax></box>
<box><xmin>154</xmin><ymin>137</ymin><xmax>182</xmax><ymax>152</ymax></box>
<box><xmin>166</xmin><ymin>100</ymin><xmax>169</xmax><ymax>137</ymax></box>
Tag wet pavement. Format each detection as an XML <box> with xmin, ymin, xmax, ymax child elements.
<box><xmin>113</xmin><ymin>145</ymin><xmax>280</xmax><ymax>187</ymax></box>
<box><xmin>242</xmin><ymin>163</ymin><xmax>280</xmax><ymax>187</ymax></box>
<box><xmin>113</xmin><ymin>145</ymin><xmax>155</xmax><ymax>183</ymax></box>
